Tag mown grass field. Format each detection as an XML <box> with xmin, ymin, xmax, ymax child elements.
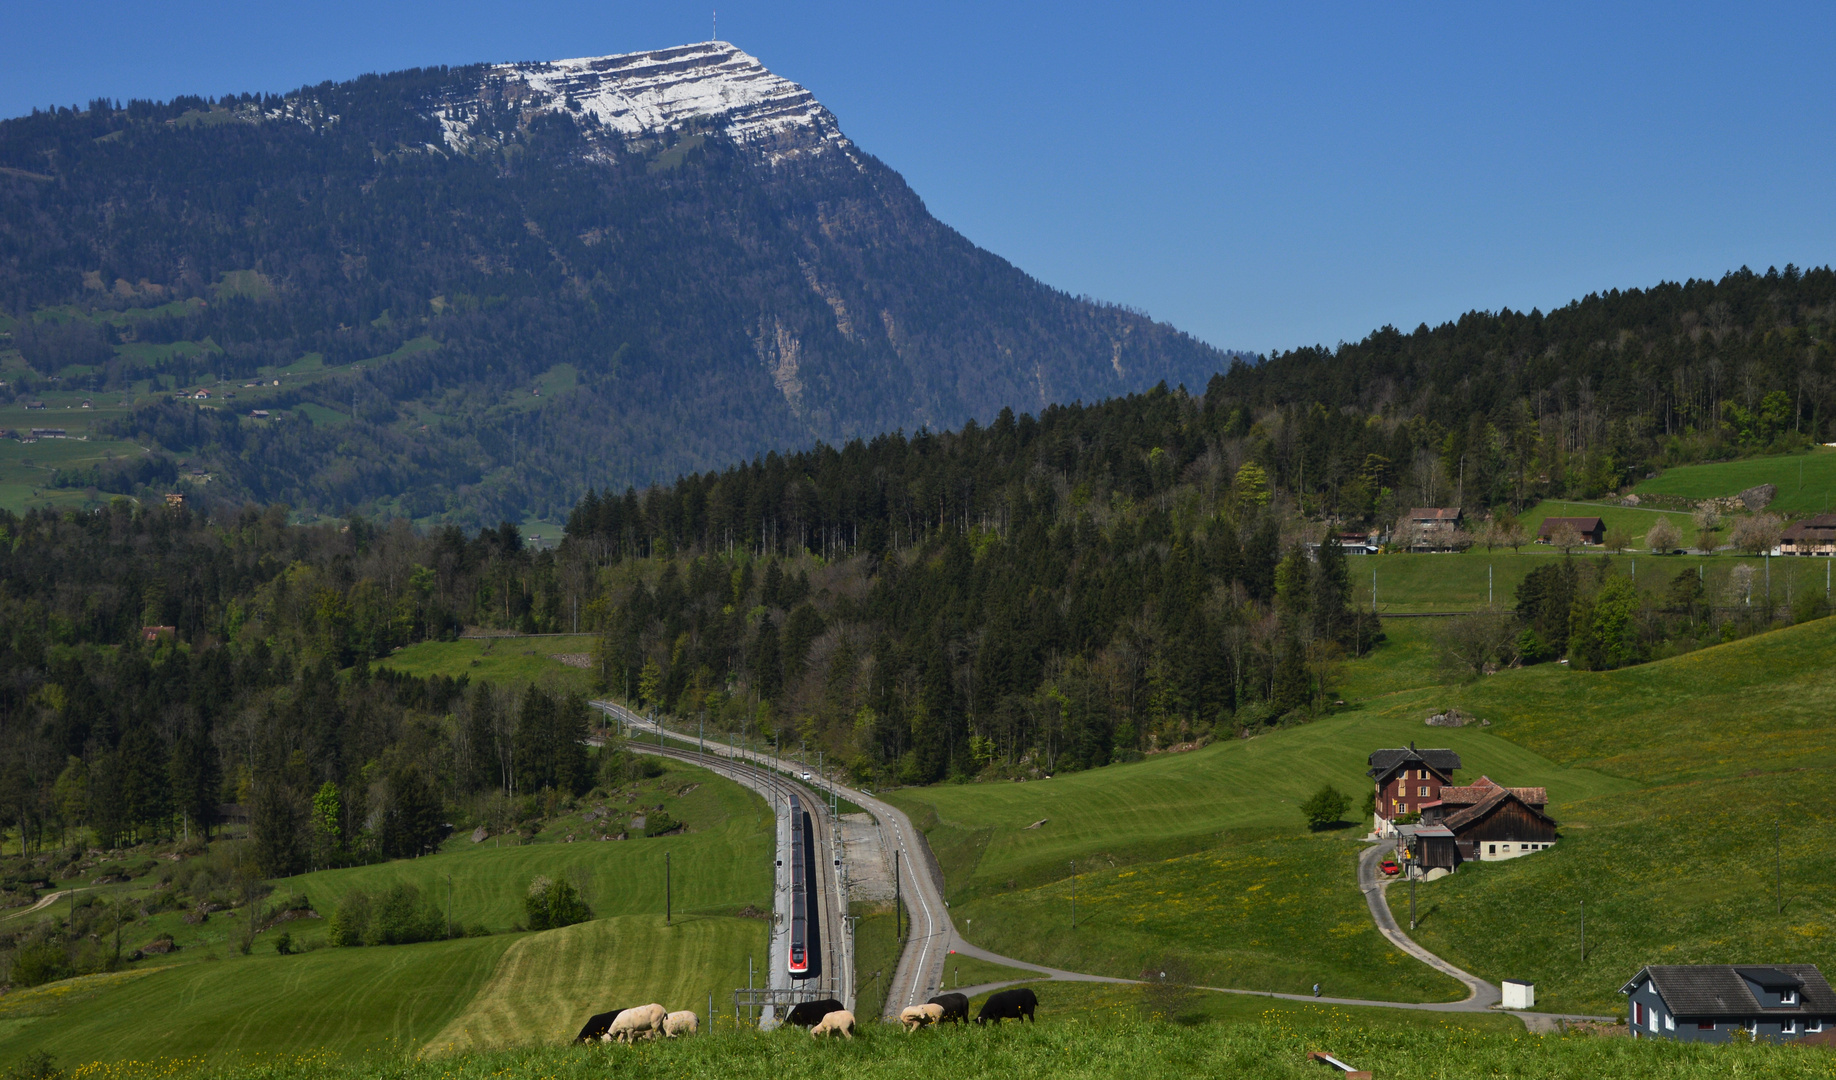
<box><xmin>42</xmin><ymin>1019</ymin><xmax>1833</xmax><ymax>1080</ymax></box>
<box><xmin>1636</xmin><ymin>446</ymin><xmax>1836</xmax><ymax>515</ymax></box>
<box><xmin>426</xmin><ymin>914</ymin><xmax>765</xmax><ymax>1054</ymax></box>
<box><xmin>374</xmin><ymin>636</ymin><xmax>598</xmax><ymax>695</ymax></box>
<box><xmin>1519</xmin><ymin>500</ymin><xmax>1701</xmax><ymax>547</ymax></box>
<box><xmin>0</xmin><ymin>934</ymin><xmax>512</xmax><ymax>1064</ymax></box>
<box><xmin>1349</xmin><ymin>551</ymin><xmax>1738</xmax><ymax>614</ymax></box>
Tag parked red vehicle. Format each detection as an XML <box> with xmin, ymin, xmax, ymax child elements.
<box><xmin>1379</xmin><ymin>856</ymin><xmax>1400</xmax><ymax>876</ymax></box>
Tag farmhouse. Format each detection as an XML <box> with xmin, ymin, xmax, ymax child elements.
<box><xmin>1413</xmin><ymin>776</ymin><xmax>1556</xmax><ymax>867</ymax></box>
<box><xmin>1537</xmin><ymin>516</ymin><xmax>1606</xmax><ymax>546</ymax></box>
<box><xmin>1405</xmin><ymin>507</ymin><xmax>1463</xmax><ymax>551</ymax></box>
<box><xmin>1780</xmin><ymin>514</ymin><xmax>1836</xmax><ymax>556</ymax></box>
<box><xmin>1622</xmin><ymin>964</ymin><xmax>1836</xmax><ymax>1043</ymax></box>
<box><xmin>1367</xmin><ymin>745</ymin><xmax>1460</xmax><ymax>836</ymax></box>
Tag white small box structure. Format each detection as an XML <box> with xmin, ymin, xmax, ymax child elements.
<box><xmin>1502</xmin><ymin>979</ymin><xmax>1535</xmax><ymax>1010</ymax></box>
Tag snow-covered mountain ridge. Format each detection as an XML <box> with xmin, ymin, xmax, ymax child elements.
<box><xmin>435</xmin><ymin>41</ymin><xmax>849</xmax><ymax>159</ymax></box>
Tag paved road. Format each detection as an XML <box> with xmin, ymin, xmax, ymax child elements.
<box><xmin>1355</xmin><ymin>842</ymin><xmax>1499</xmax><ymax>1009</ymax></box>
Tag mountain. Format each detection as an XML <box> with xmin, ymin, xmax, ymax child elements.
<box><xmin>0</xmin><ymin>42</ymin><xmax>1234</xmax><ymax>525</ymax></box>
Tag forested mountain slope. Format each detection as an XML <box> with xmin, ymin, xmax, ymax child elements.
<box><xmin>0</xmin><ymin>43</ymin><xmax>1229</xmax><ymax>525</ymax></box>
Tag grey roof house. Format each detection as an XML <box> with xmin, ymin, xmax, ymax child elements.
<box><xmin>1621</xmin><ymin>964</ymin><xmax>1836</xmax><ymax>1043</ymax></box>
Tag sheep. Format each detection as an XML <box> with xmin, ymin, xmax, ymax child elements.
<box><xmin>927</xmin><ymin>992</ymin><xmax>970</xmax><ymax>1025</ymax></box>
<box><xmin>662</xmin><ymin>1010</ymin><xmax>698</xmax><ymax>1038</ymax></box>
<box><xmin>604</xmin><ymin>1003</ymin><xmax>667</xmax><ymax>1043</ymax></box>
<box><xmin>784</xmin><ymin>998</ymin><xmax>844</xmax><ymax>1027</ymax></box>
<box><xmin>975</xmin><ymin>987</ymin><xmax>1038</xmax><ymax>1025</ymax></box>
<box><xmin>900</xmin><ymin>1002</ymin><xmax>944</xmax><ymax>1032</ymax></box>
<box><xmin>809</xmin><ymin>1010</ymin><xmax>855</xmax><ymax>1039</ymax></box>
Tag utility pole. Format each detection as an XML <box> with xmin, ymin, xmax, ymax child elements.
<box><xmin>1777</xmin><ymin>822</ymin><xmax>1783</xmax><ymax>915</ymax></box>
<box><xmin>666</xmin><ymin>850</ymin><xmax>672</xmax><ymax>925</ymax></box>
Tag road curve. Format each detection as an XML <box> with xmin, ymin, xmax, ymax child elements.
<box><xmin>1355</xmin><ymin>842</ymin><xmax>1499</xmax><ymax>1010</ymax></box>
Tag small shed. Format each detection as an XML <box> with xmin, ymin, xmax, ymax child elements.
<box><xmin>1502</xmin><ymin>980</ymin><xmax>1536</xmax><ymax>1010</ymax></box>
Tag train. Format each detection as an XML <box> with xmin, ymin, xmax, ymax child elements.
<box><xmin>787</xmin><ymin>793</ymin><xmax>820</xmax><ymax>979</ymax></box>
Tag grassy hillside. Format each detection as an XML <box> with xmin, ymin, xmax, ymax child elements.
<box><xmin>1635</xmin><ymin>447</ymin><xmax>1836</xmax><ymax>515</ymax></box>
<box><xmin>887</xmin><ymin>708</ymin><xmax>1628</xmax><ymax>1001</ymax></box>
<box><xmin>0</xmin><ymin>761</ymin><xmax>774</xmax><ymax>1065</ymax></box>
<box><xmin>1369</xmin><ymin>616</ymin><xmax>1836</xmax><ymax>1013</ymax></box>
<box><xmin>279</xmin><ymin>761</ymin><xmax>773</xmax><ymax>934</ymax></box>
<box><xmin>0</xmin><ymin>934</ymin><xmax>512</xmax><ymax>1064</ymax></box>
<box><xmin>33</xmin><ymin>1019</ymin><xmax>1831</xmax><ymax>1080</ymax></box>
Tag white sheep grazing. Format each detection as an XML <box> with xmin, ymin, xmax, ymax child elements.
<box><xmin>900</xmin><ymin>1003</ymin><xmax>944</xmax><ymax>1032</ymax></box>
<box><xmin>605</xmin><ymin>1003</ymin><xmax>667</xmax><ymax>1043</ymax></box>
<box><xmin>810</xmin><ymin>1010</ymin><xmax>855</xmax><ymax>1039</ymax></box>
<box><xmin>662</xmin><ymin>1010</ymin><xmax>699</xmax><ymax>1038</ymax></box>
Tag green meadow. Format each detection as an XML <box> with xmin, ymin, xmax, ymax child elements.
<box><xmin>1351</xmin><ymin>550</ymin><xmax>1740</xmax><ymax>614</ymax></box>
<box><xmin>1636</xmin><ymin>446</ymin><xmax>1836</xmax><ymax>515</ymax></box>
<box><xmin>374</xmin><ymin>636</ymin><xmax>599</xmax><ymax>695</ymax></box>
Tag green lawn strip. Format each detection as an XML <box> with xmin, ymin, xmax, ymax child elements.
<box><xmin>940</xmin><ymin>954</ymin><xmax>1037</xmax><ymax>990</ymax></box>
<box><xmin>279</xmin><ymin>764</ymin><xmax>772</xmax><ymax>930</ymax></box>
<box><xmin>374</xmin><ymin>636</ymin><xmax>598</xmax><ymax>693</ymax></box>
<box><xmin>952</xmin><ymin>834</ymin><xmax>1463</xmax><ymax>1003</ymax></box>
<box><xmin>1519</xmin><ymin>500</ymin><xmax>1700</xmax><ymax>545</ymax></box>
<box><xmin>1364</xmin><ymin>614</ymin><xmax>1836</xmax><ymax>784</ymax></box>
<box><xmin>1388</xmin><ymin>771</ymin><xmax>1836</xmax><ymax>1016</ymax></box>
<box><xmin>851</xmin><ymin>901</ymin><xmax>903</xmax><ymax>1022</ymax></box>
<box><xmin>1635</xmin><ymin>447</ymin><xmax>1836</xmax><ymax>516</ymax></box>
<box><xmin>1333</xmin><ymin>618</ymin><xmax>1445</xmax><ymax>700</ymax></box>
<box><xmin>0</xmin><ymin>934</ymin><xmax>512</xmax><ymax>1065</ymax></box>
<box><xmin>887</xmin><ymin>713</ymin><xmax>1629</xmax><ymax>898</ymax></box>
<box><xmin>961</xmin><ymin>977</ymin><xmax>1519</xmax><ymax>1032</ymax></box>
<box><xmin>34</xmin><ymin>1019</ymin><xmax>1828</xmax><ymax>1079</ymax></box>
<box><xmin>427</xmin><ymin>913</ymin><xmax>765</xmax><ymax>1053</ymax></box>
<box><xmin>1350</xmin><ymin>551</ymin><xmax>1729</xmax><ymax>614</ymax></box>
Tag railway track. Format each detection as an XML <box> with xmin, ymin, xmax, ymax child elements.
<box><xmin>590</xmin><ymin>703</ymin><xmax>851</xmax><ymax>1019</ymax></box>
<box><xmin>590</xmin><ymin>706</ymin><xmax>954</xmax><ymax>1020</ymax></box>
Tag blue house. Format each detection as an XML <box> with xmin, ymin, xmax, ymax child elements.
<box><xmin>1621</xmin><ymin>964</ymin><xmax>1836</xmax><ymax>1043</ymax></box>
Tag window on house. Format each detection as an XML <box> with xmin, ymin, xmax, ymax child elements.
<box><xmin>1419</xmin><ymin>786</ymin><xmax>1429</xmax><ymax>797</ymax></box>
<box><xmin>1632</xmin><ymin>1003</ymin><xmax>1643</xmax><ymax>1026</ymax></box>
<box><xmin>1664</xmin><ymin>1015</ymin><xmax>1674</xmax><ymax>1031</ymax></box>
<box><xmin>1785</xmin><ymin>1020</ymin><xmax>1798</xmax><ymax>1034</ymax></box>
<box><xmin>1745</xmin><ymin>1020</ymin><xmax>1757</xmax><ymax>1034</ymax></box>
<box><xmin>1488</xmin><ymin>844</ymin><xmax>1496</xmax><ymax>854</ymax></box>
<box><xmin>1698</xmin><ymin>1023</ymin><xmax>1714</xmax><ymax>1031</ymax></box>
<box><xmin>1811</xmin><ymin>1019</ymin><xmax>1825</xmax><ymax>1033</ymax></box>
<box><xmin>1782</xmin><ymin>990</ymin><xmax>1799</xmax><ymax>1005</ymax></box>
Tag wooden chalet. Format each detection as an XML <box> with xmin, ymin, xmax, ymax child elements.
<box><xmin>1367</xmin><ymin>745</ymin><xmax>1461</xmax><ymax>835</ymax></box>
<box><xmin>1412</xmin><ymin>776</ymin><xmax>1556</xmax><ymax>868</ymax></box>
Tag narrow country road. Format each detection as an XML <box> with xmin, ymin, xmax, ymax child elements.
<box><xmin>1355</xmin><ymin>842</ymin><xmax>1500</xmax><ymax>1009</ymax></box>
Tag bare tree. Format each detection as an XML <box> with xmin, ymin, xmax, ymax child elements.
<box><xmin>1435</xmin><ymin>608</ymin><xmax>1522</xmax><ymax>682</ymax></box>
<box><xmin>1693</xmin><ymin>505</ymin><xmax>1722</xmax><ymax>552</ymax></box>
<box><xmin>1730</xmin><ymin>513</ymin><xmax>1784</xmax><ymax>556</ymax></box>
<box><xmin>1645</xmin><ymin>518</ymin><xmax>1681</xmax><ymax>553</ymax></box>
<box><xmin>1547</xmin><ymin>521</ymin><xmax>1584</xmax><ymax>553</ymax></box>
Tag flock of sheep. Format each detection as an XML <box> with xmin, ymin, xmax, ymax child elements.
<box><xmin>572</xmin><ymin>987</ymin><xmax>1039</xmax><ymax>1045</ymax></box>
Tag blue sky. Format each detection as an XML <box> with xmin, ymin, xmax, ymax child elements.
<box><xmin>6</xmin><ymin>2</ymin><xmax>1834</xmax><ymax>354</ymax></box>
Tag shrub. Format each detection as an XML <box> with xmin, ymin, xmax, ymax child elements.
<box><xmin>1300</xmin><ymin>785</ymin><xmax>1351</xmax><ymax>831</ymax></box>
<box><xmin>366</xmin><ymin>884</ymin><xmax>445</xmax><ymax>945</ymax></box>
<box><xmin>275</xmin><ymin>931</ymin><xmax>293</xmax><ymax>955</ymax></box>
<box><xmin>11</xmin><ymin>942</ymin><xmax>72</xmax><ymax>987</ymax></box>
<box><xmin>525</xmin><ymin>876</ymin><xmax>592</xmax><ymax>931</ymax></box>
<box><xmin>327</xmin><ymin>891</ymin><xmax>371</xmax><ymax>946</ymax></box>
<box><xmin>643</xmin><ymin>811</ymin><xmax>680</xmax><ymax>837</ymax></box>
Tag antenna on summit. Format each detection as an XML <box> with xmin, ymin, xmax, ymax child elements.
<box><xmin>712</xmin><ymin>10</ymin><xmax>717</xmax><ymax>42</ymax></box>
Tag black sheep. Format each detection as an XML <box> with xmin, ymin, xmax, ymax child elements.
<box><xmin>574</xmin><ymin>1007</ymin><xmax>631</xmax><ymax>1042</ymax></box>
<box><xmin>784</xmin><ymin>998</ymin><xmax>845</xmax><ymax>1027</ymax></box>
<box><xmin>975</xmin><ymin>987</ymin><xmax>1038</xmax><ymax>1024</ymax></box>
<box><xmin>927</xmin><ymin>992</ymin><xmax>970</xmax><ymax>1025</ymax></box>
